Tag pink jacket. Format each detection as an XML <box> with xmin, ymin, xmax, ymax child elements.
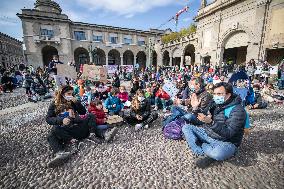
<box><xmin>118</xmin><ymin>92</ymin><xmax>129</xmax><ymax>102</ymax></box>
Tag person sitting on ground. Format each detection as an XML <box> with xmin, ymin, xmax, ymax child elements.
<box><xmin>125</xmin><ymin>89</ymin><xmax>158</xmax><ymax>131</ymax></box>
<box><xmin>154</xmin><ymin>85</ymin><xmax>171</xmax><ymax>112</ymax></box>
<box><xmin>104</xmin><ymin>88</ymin><xmax>124</xmax><ymax>116</ymax></box>
<box><xmin>130</xmin><ymin>77</ymin><xmax>141</xmax><ymax>96</ymax></box>
<box><xmin>145</xmin><ymin>84</ymin><xmax>155</xmax><ymax>105</ymax></box>
<box><xmin>1</xmin><ymin>71</ymin><xmax>13</xmax><ymax>93</ymax></box>
<box><xmin>261</xmin><ymin>84</ymin><xmax>284</xmax><ymax>103</ymax></box>
<box><xmin>88</xmin><ymin>99</ymin><xmax>118</xmax><ymax>142</ymax></box>
<box><xmin>46</xmin><ymin>85</ymin><xmax>98</xmax><ymax>167</ymax></box>
<box><xmin>163</xmin><ymin>77</ymin><xmax>213</xmax><ymax>126</ymax></box>
<box><xmin>118</xmin><ymin>86</ymin><xmax>129</xmax><ymax>103</ymax></box>
<box><xmin>182</xmin><ymin>82</ymin><xmax>247</xmax><ymax>168</ymax></box>
<box><xmin>249</xmin><ymin>85</ymin><xmax>268</xmax><ymax>109</ymax></box>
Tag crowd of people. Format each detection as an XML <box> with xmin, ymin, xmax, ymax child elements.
<box><xmin>1</xmin><ymin>57</ymin><xmax>284</xmax><ymax>168</ymax></box>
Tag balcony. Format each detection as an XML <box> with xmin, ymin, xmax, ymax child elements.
<box><xmin>105</xmin><ymin>42</ymin><xmax>122</xmax><ymax>48</ymax></box>
<box><xmin>33</xmin><ymin>35</ymin><xmax>61</xmax><ymax>44</ymax></box>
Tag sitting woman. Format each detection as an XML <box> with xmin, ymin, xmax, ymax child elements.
<box><xmin>104</xmin><ymin>88</ymin><xmax>124</xmax><ymax>116</ymax></box>
<box><xmin>88</xmin><ymin>99</ymin><xmax>118</xmax><ymax>142</ymax></box>
<box><xmin>46</xmin><ymin>85</ymin><xmax>95</xmax><ymax>167</ymax></box>
<box><xmin>125</xmin><ymin>90</ymin><xmax>158</xmax><ymax>131</ymax></box>
<box><xmin>261</xmin><ymin>84</ymin><xmax>284</xmax><ymax>103</ymax></box>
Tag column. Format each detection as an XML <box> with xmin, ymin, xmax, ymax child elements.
<box><xmin>180</xmin><ymin>55</ymin><xmax>184</xmax><ymax>68</ymax></box>
<box><xmin>106</xmin><ymin>55</ymin><xmax>109</xmax><ymax>66</ymax></box>
<box><xmin>120</xmin><ymin>56</ymin><xmax>123</xmax><ymax>65</ymax></box>
<box><xmin>170</xmin><ymin>56</ymin><xmax>173</xmax><ymax>66</ymax></box>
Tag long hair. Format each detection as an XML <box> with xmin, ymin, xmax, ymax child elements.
<box><xmin>54</xmin><ymin>86</ymin><xmax>73</xmax><ymax>115</ymax></box>
<box><xmin>131</xmin><ymin>89</ymin><xmax>144</xmax><ymax>111</ymax></box>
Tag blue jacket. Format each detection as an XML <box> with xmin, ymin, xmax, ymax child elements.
<box><xmin>104</xmin><ymin>95</ymin><xmax>123</xmax><ymax>113</ymax></box>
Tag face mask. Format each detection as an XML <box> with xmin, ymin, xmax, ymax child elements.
<box><xmin>213</xmin><ymin>95</ymin><xmax>225</xmax><ymax>105</ymax></box>
<box><xmin>64</xmin><ymin>95</ymin><xmax>73</xmax><ymax>101</ymax></box>
<box><xmin>138</xmin><ymin>96</ymin><xmax>145</xmax><ymax>102</ymax></box>
<box><xmin>190</xmin><ymin>86</ymin><xmax>195</xmax><ymax>92</ymax></box>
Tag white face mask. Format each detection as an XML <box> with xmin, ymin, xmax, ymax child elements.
<box><xmin>138</xmin><ymin>96</ymin><xmax>145</xmax><ymax>102</ymax></box>
<box><xmin>64</xmin><ymin>95</ymin><xmax>73</xmax><ymax>101</ymax></box>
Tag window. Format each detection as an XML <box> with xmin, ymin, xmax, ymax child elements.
<box><xmin>93</xmin><ymin>35</ymin><xmax>103</xmax><ymax>42</ymax></box>
<box><xmin>40</xmin><ymin>29</ymin><xmax>54</xmax><ymax>38</ymax></box>
<box><xmin>74</xmin><ymin>31</ymin><xmax>86</xmax><ymax>41</ymax></box>
<box><xmin>138</xmin><ymin>41</ymin><xmax>145</xmax><ymax>46</ymax></box>
<box><xmin>110</xmin><ymin>36</ymin><xmax>118</xmax><ymax>44</ymax></box>
<box><xmin>124</xmin><ymin>38</ymin><xmax>132</xmax><ymax>45</ymax></box>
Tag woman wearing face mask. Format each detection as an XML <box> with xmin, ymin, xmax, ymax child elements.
<box><xmin>125</xmin><ymin>89</ymin><xmax>158</xmax><ymax>131</ymax></box>
<box><xmin>46</xmin><ymin>85</ymin><xmax>96</xmax><ymax>167</ymax></box>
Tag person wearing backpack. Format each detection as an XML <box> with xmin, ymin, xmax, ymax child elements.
<box><xmin>182</xmin><ymin>82</ymin><xmax>247</xmax><ymax>168</ymax></box>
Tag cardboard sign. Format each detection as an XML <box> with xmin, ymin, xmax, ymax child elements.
<box><xmin>57</xmin><ymin>64</ymin><xmax>77</xmax><ymax>79</ymax></box>
<box><xmin>269</xmin><ymin>66</ymin><xmax>278</xmax><ymax>75</ymax></box>
<box><xmin>120</xmin><ymin>65</ymin><xmax>134</xmax><ymax>73</ymax></box>
<box><xmin>106</xmin><ymin>115</ymin><xmax>123</xmax><ymax>125</ymax></box>
<box><xmin>53</xmin><ymin>75</ymin><xmax>67</xmax><ymax>87</ymax></box>
<box><xmin>82</xmin><ymin>65</ymin><xmax>107</xmax><ymax>82</ymax></box>
<box><xmin>103</xmin><ymin>65</ymin><xmax>118</xmax><ymax>74</ymax></box>
<box><xmin>162</xmin><ymin>82</ymin><xmax>179</xmax><ymax>98</ymax></box>
<box><xmin>254</xmin><ymin>66</ymin><xmax>262</xmax><ymax>75</ymax></box>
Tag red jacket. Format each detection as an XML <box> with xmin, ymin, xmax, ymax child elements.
<box><xmin>118</xmin><ymin>92</ymin><xmax>129</xmax><ymax>102</ymax></box>
<box><xmin>88</xmin><ymin>105</ymin><xmax>106</xmax><ymax>125</ymax></box>
<box><xmin>155</xmin><ymin>89</ymin><xmax>170</xmax><ymax>100</ymax></box>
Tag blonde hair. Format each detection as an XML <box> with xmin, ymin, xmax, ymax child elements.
<box><xmin>131</xmin><ymin>89</ymin><xmax>144</xmax><ymax>111</ymax></box>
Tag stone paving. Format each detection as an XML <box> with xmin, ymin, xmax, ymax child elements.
<box><xmin>0</xmin><ymin>90</ymin><xmax>283</xmax><ymax>189</ymax></box>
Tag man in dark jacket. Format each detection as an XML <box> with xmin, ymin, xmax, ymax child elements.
<box><xmin>163</xmin><ymin>77</ymin><xmax>213</xmax><ymax>126</ymax></box>
<box><xmin>182</xmin><ymin>82</ymin><xmax>246</xmax><ymax>168</ymax></box>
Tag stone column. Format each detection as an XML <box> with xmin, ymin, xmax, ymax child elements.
<box><xmin>180</xmin><ymin>55</ymin><xmax>184</xmax><ymax>68</ymax></box>
<box><xmin>121</xmin><ymin>56</ymin><xmax>123</xmax><ymax>65</ymax></box>
<box><xmin>169</xmin><ymin>56</ymin><xmax>173</xmax><ymax>66</ymax></box>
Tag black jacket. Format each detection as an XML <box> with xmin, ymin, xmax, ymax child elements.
<box><xmin>130</xmin><ymin>98</ymin><xmax>151</xmax><ymax>120</ymax></box>
<box><xmin>204</xmin><ymin>94</ymin><xmax>246</xmax><ymax>147</ymax></box>
<box><xmin>46</xmin><ymin>100</ymin><xmax>87</xmax><ymax>126</ymax></box>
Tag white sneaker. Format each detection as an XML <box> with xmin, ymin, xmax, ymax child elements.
<box><xmin>47</xmin><ymin>151</ymin><xmax>72</xmax><ymax>168</ymax></box>
<box><xmin>144</xmin><ymin>124</ymin><xmax>149</xmax><ymax>129</ymax></box>
<box><xmin>104</xmin><ymin>127</ymin><xmax>118</xmax><ymax>142</ymax></box>
<box><xmin>163</xmin><ymin>108</ymin><xmax>167</xmax><ymax>113</ymax></box>
<box><xmin>153</xmin><ymin>106</ymin><xmax>158</xmax><ymax>111</ymax></box>
<box><xmin>135</xmin><ymin>124</ymin><xmax>143</xmax><ymax>131</ymax></box>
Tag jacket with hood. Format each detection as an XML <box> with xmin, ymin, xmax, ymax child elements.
<box><xmin>104</xmin><ymin>95</ymin><xmax>123</xmax><ymax>113</ymax></box>
<box><xmin>88</xmin><ymin>105</ymin><xmax>106</xmax><ymax>125</ymax></box>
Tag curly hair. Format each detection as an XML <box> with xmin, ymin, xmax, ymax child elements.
<box><xmin>131</xmin><ymin>89</ymin><xmax>144</xmax><ymax>111</ymax></box>
<box><xmin>54</xmin><ymin>86</ymin><xmax>73</xmax><ymax>115</ymax></box>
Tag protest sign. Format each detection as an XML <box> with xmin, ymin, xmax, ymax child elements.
<box><xmin>162</xmin><ymin>82</ymin><xmax>179</xmax><ymax>98</ymax></box>
<box><xmin>53</xmin><ymin>75</ymin><xmax>67</xmax><ymax>88</ymax></box>
<box><xmin>103</xmin><ymin>65</ymin><xmax>118</xmax><ymax>75</ymax></box>
<box><xmin>82</xmin><ymin>65</ymin><xmax>107</xmax><ymax>82</ymax></box>
<box><xmin>120</xmin><ymin>65</ymin><xmax>134</xmax><ymax>73</ymax></box>
<box><xmin>57</xmin><ymin>64</ymin><xmax>77</xmax><ymax>79</ymax></box>
<box><xmin>269</xmin><ymin>66</ymin><xmax>278</xmax><ymax>75</ymax></box>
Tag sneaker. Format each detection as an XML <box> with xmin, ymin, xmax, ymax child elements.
<box><xmin>135</xmin><ymin>124</ymin><xmax>143</xmax><ymax>131</ymax></box>
<box><xmin>104</xmin><ymin>127</ymin><xmax>118</xmax><ymax>142</ymax></box>
<box><xmin>194</xmin><ymin>156</ymin><xmax>216</xmax><ymax>169</ymax></box>
<box><xmin>87</xmin><ymin>133</ymin><xmax>103</xmax><ymax>144</ymax></box>
<box><xmin>153</xmin><ymin>106</ymin><xmax>158</xmax><ymax>111</ymax></box>
<box><xmin>144</xmin><ymin>124</ymin><xmax>149</xmax><ymax>129</ymax></box>
<box><xmin>163</xmin><ymin>108</ymin><xmax>167</xmax><ymax>113</ymax></box>
<box><xmin>47</xmin><ymin>151</ymin><xmax>72</xmax><ymax>168</ymax></box>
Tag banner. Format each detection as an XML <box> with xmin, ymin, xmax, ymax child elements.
<box><xmin>82</xmin><ymin>65</ymin><xmax>107</xmax><ymax>82</ymax></box>
<box><xmin>53</xmin><ymin>75</ymin><xmax>67</xmax><ymax>88</ymax></box>
<box><xmin>162</xmin><ymin>82</ymin><xmax>179</xmax><ymax>98</ymax></box>
<box><xmin>120</xmin><ymin>65</ymin><xmax>134</xmax><ymax>73</ymax></box>
<box><xmin>269</xmin><ymin>66</ymin><xmax>278</xmax><ymax>75</ymax></box>
<box><xmin>103</xmin><ymin>65</ymin><xmax>119</xmax><ymax>75</ymax></box>
<box><xmin>57</xmin><ymin>64</ymin><xmax>77</xmax><ymax>79</ymax></box>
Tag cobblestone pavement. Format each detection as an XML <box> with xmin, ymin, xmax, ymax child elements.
<box><xmin>0</xmin><ymin>90</ymin><xmax>283</xmax><ymax>189</ymax></box>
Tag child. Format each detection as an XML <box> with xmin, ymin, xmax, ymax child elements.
<box><xmin>118</xmin><ymin>86</ymin><xmax>129</xmax><ymax>103</ymax></box>
<box><xmin>154</xmin><ymin>85</ymin><xmax>171</xmax><ymax>112</ymax></box>
<box><xmin>125</xmin><ymin>90</ymin><xmax>158</xmax><ymax>131</ymax></box>
<box><xmin>81</xmin><ymin>86</ymin><xmax>92</xmax><ymax>109</ymax></box>
<box><xmin>104</xmin><ymin>88</ymin><xmax>124</xmax><ymax>116</ymax></box>
<box><xmin>88</xmin><ymin>99</ymin><xmax>118</xmax><ymax>142</ymax></box>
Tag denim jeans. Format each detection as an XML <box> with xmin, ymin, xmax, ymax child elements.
<box><xmin>155</xmin><ymin>97</ymin><xmax>166</xmax><ymax>109</ymax></box>
<box><xmin>163</xmin><ymin>106</ymin><xmax>203</xmax><ymax>126</ymax></box>
<box><xmin>182</xmin><ymin>125</ymin><xmax>237</xmax><ymax>161</ymax></box>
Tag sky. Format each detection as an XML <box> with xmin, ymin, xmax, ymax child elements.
<box><xmin>0</xmin><ymin>0</ymin><xmax>215</xmax><ymax>41</ymax></box>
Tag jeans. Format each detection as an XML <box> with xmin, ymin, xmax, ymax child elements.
<box><xmin>182</xmin><ymin>125</ymin><xmax>237</xmax><ymax>161</ymax></box>
<box><xmin>155</xmin><ymin>97</ymin><xmax>167</xmax><ymax>109</ymax></box>
<box><xmin>163</xmin><ymin>106</ymin><xmax>203</xmax><ymax>126</ymax></box>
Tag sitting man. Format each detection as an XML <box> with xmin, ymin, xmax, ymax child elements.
<box><xmin>182</xmin><ymin>82</ymin><xmax>247</xmax><ymax>168</ymax></box>
<box><xmin>163</xmin><ymin>77</ymin><xmax>212</xmax><ymax>126</ymax></box>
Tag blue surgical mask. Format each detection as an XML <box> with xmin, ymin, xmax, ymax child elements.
<box><xmin>190</xmin><ymin>86</ymin><xmax>195</xmax><ymax>92</ymax></box>
<box><xmin>213</xmin><ymin>95</ymin><xmax>225</xmax><ymax>105</ymax></box>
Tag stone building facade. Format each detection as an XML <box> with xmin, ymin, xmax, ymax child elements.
<box><xmin>157</xmin><ymin>0</ymin><xmax>284</xmax><ymax>68</ymax></box>
<box><xmin>0</xmin><ymin>32</ymin><xmax>24</xmax><ymax>68</ymax></box>
<box><xmin>17</xmin><ymin>0</ymin><xmax>165</xmax><ymax>70</ymax></box>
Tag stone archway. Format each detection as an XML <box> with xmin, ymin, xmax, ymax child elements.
<box><xmin>163</xmin><ymin>50</ymin><xmax>170</xmax><ymax>66</ymax></box>
<box><xmin>136</xmin><ymin>51</ymin><xmax>146</xmax><ymax>70</ymax></box>
<box><xmin>93</xmin><ymin>48</ymin><xmax>106</xmax><ymax>65</ymax></box>
<box><xmin>183</xmin><ymin>44</ymin><xmax>195</xmax><ymax>67</ymax></box>
<box><xmin>74</xmin><ymin>47</ymin><xmax>89</xmax><ymax>71</ymax></box>
<box><xmin>123</xmin><ymin>50</ymin><xmax>134</xmax><ymax>65</ymax></box>
<box><xmin>172</xmin><ymin>48</ymin><xmax>182</xmax><ymax>67</ymax></box>
<box><xmin>42</xmin><ymin>45</ymin><xmax>58</xmax><ymax>67</ymax></box>
<box><xmin>108</xmin><ymin>49</ymin><xmax>120</xmax><ymax>65</ymax></box>
<box><xmin>221</xmin><ymin>31</ymin><xmax>249</xmax><ymax>71</ymax></box>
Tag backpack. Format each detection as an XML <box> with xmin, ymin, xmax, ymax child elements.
<box><xmin>163</xmin><ymin>118</ymin><xmax>186</xmax><ymax>140</ymax></box>
<box><xmin>224</xmin><ymin>105</ymin><xmax>250</xmax><ymax>129</ymax></box>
